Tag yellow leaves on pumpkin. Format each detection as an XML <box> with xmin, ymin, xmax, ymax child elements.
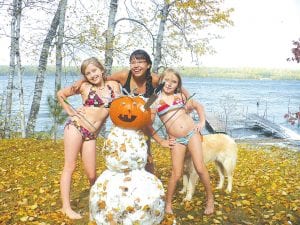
<box><xmin>126</xmin><ymin>205</ymin><xmax>135</xmax><ymax>213</ymax></box>
<box><xmin>97</xmin><ymin>200</ymin><xmax>106</xmax><ymax>209</ymax></box>
<box><xmin>142</xmin><ymin>204</ymin><xmax>150</xmax><ymax>211</ymax></box>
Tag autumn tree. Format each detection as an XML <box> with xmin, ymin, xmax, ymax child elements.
<box><xmin>48</xmin><ymin>0</ymin><xmax>68</xmax><ymax>140</ymax></box>
<box><xmin>26</xmin><ymin>0</ymin><xmax>65</xmax><ymax>136</ymax></box>
<box><xmin>104</xmin><ymin>0</ymin><xmax>119</xmax><ymax>75</ymax></box>
<box><xmin>3</xmin><ymin>0</ymin><xmax>25</xmax><ymax>138</ymax></box>
<box><xmin>287</xmin><ymin>39</ymin><xmax>300</xmax><ymax>63</ymax></box>
<box><xmin>149</xmin><ymin>0</ymin><xmax>233</xmax><ymax>72</ymax></box>
<box><xmin>97</xmin><ymin>0</ymin><xmax>233</xmax><ymax>73</ymax></box>
<box><xmin>61</xmin><ymin>0</ymin><xmax>233</xmax><ymax>75</ymax></box>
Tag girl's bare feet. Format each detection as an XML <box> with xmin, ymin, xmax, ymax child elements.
<box><xmin>165</xmin><ymin>205</ymin><xmax>173</xmax><ymax>214</ymax></box>
<box><xmin>204</xmin><ymin>197</ymin><xmax>214</xmax><ymax>215</ymax></box>
<box><xmin>61</xmin><ymin>208</ymin><xmax>82</xmax><ymax>219</ymax></box>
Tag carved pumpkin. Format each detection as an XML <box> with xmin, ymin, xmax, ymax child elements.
<box><xmin>109</xmin><ymin>96</ymin><xmax>151</xmax><ymax>130</ymax></box>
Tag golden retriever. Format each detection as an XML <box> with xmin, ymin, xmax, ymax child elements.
<box><xmin>180</xmin><ymin>133</ymin><xmax>238</xmax><ymax>201</ymax></box>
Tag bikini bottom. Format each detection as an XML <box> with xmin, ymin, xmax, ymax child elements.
<box><xmin>175</xmin><ymin>129</ymin><xmax>196</xmax><ymax>146</ymax></box>
<box><xmin>65</xmin><ymin>119</ymin><xmax>96</xmax><ymax>141</ymax></box>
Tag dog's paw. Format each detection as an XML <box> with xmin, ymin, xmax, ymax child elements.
<box><xmin>225</xmin><ymin>188</ymin><xmax>232</xmax><ymax>193</ymax></box>
<box><xmin>183</xmin><ymin>195</ymin><xmax>192</xmax><ymax>201</ymax></box>
<box><xmin>216</xmin><ymin>185</ymin><xmax>223</xmax><ymax>190</ymax></box>
<box><xmin>179</xmin><ymin>189</ymin><xmax>186</xmax><ymax>194</ymax></box>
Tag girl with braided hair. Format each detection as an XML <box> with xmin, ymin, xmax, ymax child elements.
<box><xmin>107</xmin><ymin>49</ymin><xmax>160</xmax><ymax>173</ymax></box>
<box><xmin>108</xmin><ymin>49</ymin><xmax>158</xmax><ymax>97</ymax></box>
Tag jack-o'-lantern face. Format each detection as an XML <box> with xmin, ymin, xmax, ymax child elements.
<box><xmin>109</xmin><ymin>96</ymin><xmax>151</xmax><ymax>130</ymax></box>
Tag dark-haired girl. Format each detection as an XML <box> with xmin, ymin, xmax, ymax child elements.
<box><xmin>107</xmin><ymin>49</ymin><xmax>160</xmax><ymax>173</ymax></box>
<box><xmin>108</xmin><ymin>49</ymin><xmax>159</xmax><ymax>98</ymax></box>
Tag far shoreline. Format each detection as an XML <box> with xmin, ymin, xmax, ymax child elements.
<box><xmin>0</xmin><ymin>65</ymin><xmax>300</xmax><ymax>80</ymax></box>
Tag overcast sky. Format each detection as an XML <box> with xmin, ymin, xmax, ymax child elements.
<box><xmin>0</xmin><ymin>0</ymin><xmax>300</xmax><ymax>69</ymax></box>
<box><xmin>198</xmin><ymin>0</ymin><xmax>300</xmax><ymax>69</ymax></box>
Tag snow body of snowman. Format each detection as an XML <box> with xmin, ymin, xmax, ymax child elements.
<box><xmin>89</xmin><ymin>126</ymin><xmax>165</xmax><ymax>225</ymax></box>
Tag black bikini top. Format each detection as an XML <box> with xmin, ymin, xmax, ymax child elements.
<box><xmin>122</xmin><ymin>73</ymin><xmax>154</xmax><ymax>98</ymax></box>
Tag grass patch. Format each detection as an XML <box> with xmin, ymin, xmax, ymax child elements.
<box><xmin>0</xmin><ymin>139</ymin><xmax>299</xmax><ymax>224</ymax></box>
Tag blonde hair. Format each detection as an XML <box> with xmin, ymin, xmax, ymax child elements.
<box><xmin>159</xmin><ymin>68</ymin><xmax>183</xmax><ymax>93</ymax></box>
<box><xmin>80</xmin><ymin>57</ymin><xmax>106</xmax><ymax>80</ymax></box>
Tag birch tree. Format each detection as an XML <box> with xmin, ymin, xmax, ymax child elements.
<box><xmin>4</xmin><ymin>0</ymin><xmax>22</xmax><ymax>138</ymax></box>
<box><xmin>50</xmin><ymin>0</ymin><xmax>68</xmax><ymax>140</ymax></box>
<box><xmin>15</xmin><ymin>0</ymin><xmax>26</xmax><ymax>138</ymax></box>
<box><xmin>104</xmin><ymin>0</ymin><xmax>118</xmax><ymax>75</ymax></box>
<box><xmin>55</xmin><ymin>0</ymin><xmax>68</xmax><ymax>96</ymax></box>
<box><xmin>26</xmin><ymin>0</ymin><xmax>63</xmax><ymax>136</ymax></box>
<box><xmin>99</xmin><ymin>0</ymin><xmax>232</xmax><ymax>73</ymax></box>
<box><xmin>104</xmin><ymin>0</ymin><xmax>153</xmax><ymax>73</ymax></box>
<box><xmin>149</xmin><ymin>0</ymin><xmax>233</xmax><ymax>72</ymax></box>
<box><xmin>152</xmin><ymin>1</ymin><xmax>171</xmax><ymax>72</ymax></box>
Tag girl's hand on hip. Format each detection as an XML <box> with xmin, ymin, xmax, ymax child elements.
<box><xmin>194</xmin><ymin>123</ymin><xmax>203</xmax><ymax>132</ymax></box>
<box><xmin>168</xmin><ymin>138</ymin><xmax>176</xmax><ymax>149</ymax></box>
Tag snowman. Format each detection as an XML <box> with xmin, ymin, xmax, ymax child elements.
<box><xmin>89</xmin><ymin>96</ymin><xmax>165</xmax><ymax>225</ymax></box>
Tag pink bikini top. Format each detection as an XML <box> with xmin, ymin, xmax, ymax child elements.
<box><xmin>157</xmin><ymin>94</ymin><xmax>185</xmax><ymax>116</ymax></box>
<box><xmin>84</xmin><ymin>85</ymin><xmax>115</xmax><ymax>107</ymax></box>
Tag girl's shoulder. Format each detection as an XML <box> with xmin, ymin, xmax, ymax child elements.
<box><xmin>71</xmin><ymin>79</ymin><xmax>90</xmax><ymax>94</ymax></box>
<box><xmin>151</xmin><ymin>72</ymin><xmax>160</xmax><ymax>85</ymax></box>
<box><xmin>105</xmin><ymin>80</ymin><xmax>121</xmax><ymax>92</ymax></box>
<box><xmin>108</xmin><ymin>69</ymin><xmax>129</xmax><ymax>84</ymax></box>
<box><xmin>174</xmin><ymin>93</ymin><xmax>186</xmax><ymax>101</ymax></box>
<box><xmin>106</xmin><ymin>80</ymin><xmax>119</xmax><ymax>86</ymax></box>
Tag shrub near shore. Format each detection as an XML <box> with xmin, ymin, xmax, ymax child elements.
<box><xmin>0</xmin><ymin>138</ymin><xmax>299</xmax><ymax>225</ymax></box>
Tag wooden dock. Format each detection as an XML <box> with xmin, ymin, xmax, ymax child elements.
<box><xmin>191</xmin><ymin>111</ymin><xmax>227</xmax><ymax>133</ymax></box>
<box><xmin>205</xmin><ymin>114</ymin><xmax>227</xmax><ymax>134</ymax></box>
<box><xmin>246</xmin><ymin>113</ymin><xmax>289</xmax><ymax>138</ymax></box>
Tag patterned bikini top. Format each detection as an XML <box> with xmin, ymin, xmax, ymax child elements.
<box><xmin>156</xmin><ymin>94</ymin><xmax>185</xmax><ymax>116</ymax></box>
<box><xmin>84</xmin><ymin>85</ymin><xmax>115</xmax><ymax>107</ymax></box>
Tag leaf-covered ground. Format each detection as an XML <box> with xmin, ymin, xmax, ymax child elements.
<box><xmin>0</xmin><ymin>139</ymin><xmax>299</xmax><ymax>225</ymax></box>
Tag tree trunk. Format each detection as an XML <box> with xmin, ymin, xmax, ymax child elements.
<box><xmin>152</xmin><ymin>3</ymin><xmax>170</xmax><ymax>73</ymax></box>
<box><xmin>104</xmin><ymin>0</ymin><xmax>118</xmax><ymax>75</ymax></box>
<box><xmin>15</xmin><ymin>0</ymin><xmax>26</xmax><ymax>138</ymax></box>
<box><xmin>53</xmin><ymin>0</ymin><xmax>68</xmax><ymax>140</ymax></box>
<box><xmin>25</xmin><ymin>0</ymin><xmax>62</xmax><ymax>137</ymax></box>
<box><xmin>55</xmin><ymin>0</ymin><xmax>68</xmax><ymax>94</ymax></box>
<box><xmin>4</xmin><ymin>0</ymin><xmax>18</xmax><ymax>138</ymax></box>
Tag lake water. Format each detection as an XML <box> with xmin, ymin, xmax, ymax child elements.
<box><xmin>1</xmin><ymin>74</ymin><xmax>300</xmax><ymax>146</ymax></box>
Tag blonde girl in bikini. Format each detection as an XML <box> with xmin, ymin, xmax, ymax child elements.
<box><xmin>152</xmin><ymin>68</ymin><xmax>214</xmax><ymax>215</ymax></box>
<box><xmin>57</xmin><ymin>57</ymin><xmax>120</xmax><ymax>219</ymax></box>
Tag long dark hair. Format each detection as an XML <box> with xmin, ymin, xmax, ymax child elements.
<box><xmin>129</xmin><ymin>49</ymin><xmax>153</xmax><ymax>97</ymax></box>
